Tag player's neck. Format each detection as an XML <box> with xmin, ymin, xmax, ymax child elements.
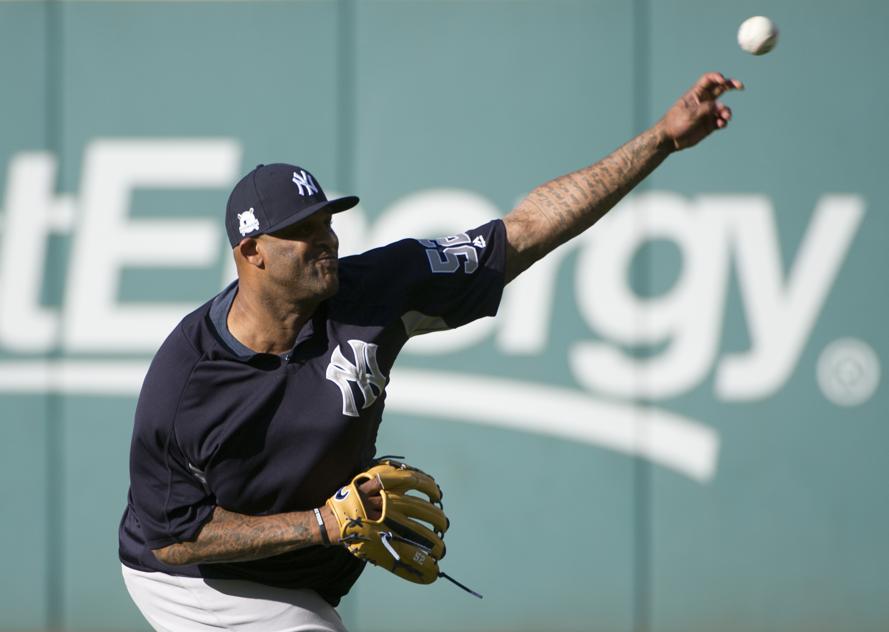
<box><xmin>227</xmin><ymin>285</ymin><xmax>319</xmax><ymax>355</ymax></box>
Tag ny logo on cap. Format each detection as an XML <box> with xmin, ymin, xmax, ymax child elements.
<box><xmin>292</xmin><ymin>170</ymin><xmax>319</xmax><ymax>197</ymax></box>
<box><xmin>238</xmin><ymin>208</ymin><xmax>260</xmax><ymax>236</ymax></box>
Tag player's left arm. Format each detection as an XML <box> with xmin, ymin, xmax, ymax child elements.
<box><xmin>502</xmin><ymin>72</ymin><xmax>742</xmax><ymax>283</ymax></box>
<box><xmin>151</xmin><ymin>478</ymin><xmax>384</xmax><ymax>566</ymax></box>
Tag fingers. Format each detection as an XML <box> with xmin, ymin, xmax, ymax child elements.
<box><xmin>358</xmin><ymin>473</ymin><xmax>383</xmax><ymax>495</ymax></box>
<box><xmin>362</xmin><ymin>494</ymin><xmax>382</xmax><ymax>520</ymax></box>
<box><xmin>718</xmin><ymin>103</ymin><xmax>732</xmax><ymax>128</ymax></box>
<box><xmin>694</xmin><ymin>72</ymin><xmax>744</xmax><ymax>100</ymax></box>
<box><xmin>710</xmin><ymin>98</ymin><xmax>732</xmax><ymax>128</ymax></box>
<box><xmin>358</xmin><ymin>475</ymin><xmax>384</xmax><ymax>520</ymax></box>
<box><xmin>695</xmin><ymin>75</ymin><xmax>738</xmax><ymax>130</ymax></box>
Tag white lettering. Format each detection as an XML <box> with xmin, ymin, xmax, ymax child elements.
<box><xmin>570</xmin><ymin>193</ymin><xmax>730</xmax><ymax>398</ymax></box>
<box><xmin>0</xmin><ymin>142</ymin><xmax>864</xmax><ymax>410</ymax></box>
<box><xmin>0</xmin><ymin>153</ymin><xmax>74</xmax><ymax>352</ymax></box>
<box><xmin>497</xmin><ymin>238</ymin><xmax>581</xmax><ymax>354</ymax></box>
<box><xmin>64</xmin><ymin>139</ymin><xmax>240</xmax><ymax>352</ymax></box>
<box><xmin>714</xmin><ymin>195</ymin><xmax>865</xmax><ymax>399</ymax></box>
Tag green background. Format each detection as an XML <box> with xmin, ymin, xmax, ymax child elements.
<box><xmin>0</xmin><ymin>1</ymin><xmax>885</xmax><ymax>630</ymax></box>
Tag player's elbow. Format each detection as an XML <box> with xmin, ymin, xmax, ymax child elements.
<box><xmin>502</xmin><ymin>204</ymin><xmax>562</xmax><ymax>283</ymax></box>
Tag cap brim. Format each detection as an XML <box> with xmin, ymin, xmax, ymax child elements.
<box><xmin>261</xmin><ymin>195</ymin><xmax>359</xmax><ymax>237</ymax></box>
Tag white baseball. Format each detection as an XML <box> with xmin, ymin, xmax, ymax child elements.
<box><xmin>737</xmin><ymin>16</ymin><xmax>778</xmax><ymax>55</ymax></box>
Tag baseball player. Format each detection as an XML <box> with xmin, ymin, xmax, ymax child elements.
<box><xmin>119</xmin><ymin>72</ymin><xmax>742</xmax><ymax>631</ymax></box>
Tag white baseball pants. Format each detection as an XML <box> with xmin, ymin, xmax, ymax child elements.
<box><xmin>122</xmin><ymin>565</ymin><xmax>349</xmax><ymax>632</ymax></box>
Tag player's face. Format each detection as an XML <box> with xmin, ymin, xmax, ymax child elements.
<box><xmin>259</xmin><ymin>211</ymin><xmax>340</xmax><ymax>301</ymax></box>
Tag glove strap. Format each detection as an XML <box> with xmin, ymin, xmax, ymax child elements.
<box><xmin>439</xmin><ymin>572</ymin><xmax>483</xmax><ymax>599</ymax></box>
<box><xmin>313</xmin><ymin>508</ymin><xmax>331</xmax><ymax>546</ymax></box>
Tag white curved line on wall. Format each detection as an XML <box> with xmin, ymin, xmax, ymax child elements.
<box><xmin>387</xmin><ymin>369</ymin><xmax>719</xmax><ymax>483</ymax></box>
<box><xmin>0</xmin><ymin>361</ymin><xmax>719</xmax><ymax>482</ymax></box>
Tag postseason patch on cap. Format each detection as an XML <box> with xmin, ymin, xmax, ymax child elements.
<box><xmin>238</xmin><ymin>207</ymin><xmax>260</xmax><ymax>236</ymax></box>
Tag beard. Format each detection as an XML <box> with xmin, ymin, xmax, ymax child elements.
<box><xmin>301</xmin><ymin>258</ymin><xmax>339</xmax><ymax>300</ymax></box>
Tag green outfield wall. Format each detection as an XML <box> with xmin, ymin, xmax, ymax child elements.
<box><xmin>0</xmin><ymin>1</ymin><xmax>886</xmax><ymax>630</ymax></box>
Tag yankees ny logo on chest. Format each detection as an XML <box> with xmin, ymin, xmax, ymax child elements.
<box><xmin>326</xmin><ymin>340</ymin><xmax>387</xmax><ymax>417</ymax></box>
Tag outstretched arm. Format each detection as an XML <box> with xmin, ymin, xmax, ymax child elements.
<box><xmin>503</xmin><ymin>72</ymin><xmax>743</xmax><ymax>283</ymax></box>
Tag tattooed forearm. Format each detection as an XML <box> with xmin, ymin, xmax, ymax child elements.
<box><xmin>152</xmin><ymin>506</ymin><xmax>323</xmax><ymax>566</ymax></box>
<box><xmin>503</xmin><ymin>125</ymin><xmax>672</xmax><ymax>282</ymax></box>
<box><xmin>501</xmin><ymin>72</ymin><xmax>742</xmax><ymax>281</ymax></box>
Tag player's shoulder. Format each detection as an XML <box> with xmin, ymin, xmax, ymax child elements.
<box><xmin>332</xmin><ymin>237</ymin><xmax>421</xmax><ymax>309</ymax></box>
<box><xmin>144</xmin><ymin>291</ymin><xmax>229</xmax><ymax>384</ymax></box>
<box><xmin>161</xmin><ymin>298</ymin><xmax>216</xmax><ymax>358</ymax></box>
<box><xmin>339</xmin><ymin>237</ymin><xmax>417</xmax><ymax>278</ymax></box>
<box><xmin>134</xmin><ymin>297</ymin><xmax>220</xmax><ymax>429</ymax></box>
<box><xmin>339</xmin><ymin>219</ymin><xmax>504</xmax><ymax>268</ymax></box>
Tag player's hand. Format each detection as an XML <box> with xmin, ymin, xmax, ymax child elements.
<box><xmin>656</xmin><ymin>72</ymin><xmax>744</xmax><ymax>151</ymax></box>
<box><xmin>321</xmin><ymin>475</ymin><xmax>383</xmax><ymax>544</ymax></box>
<box><xmin>356</xmin><ymin>475</ymin><xmax>383</xmax><ymax>521</ymax></box>
<box><xmin>325</xmin><ymin>459</ymin><xmax>451</xmax><ymax>586</ymax></box>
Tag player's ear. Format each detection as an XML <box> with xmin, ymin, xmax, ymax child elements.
<box><xmin>235</xmin><ymin>237</ymin><xmax>265</xmax><ymax>269</ymax></box>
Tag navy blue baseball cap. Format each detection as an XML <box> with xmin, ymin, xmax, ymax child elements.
<box><xmin>225</xmin><ymin>163</ymin><xmax>359</xmax><ymax>247</ymax></box>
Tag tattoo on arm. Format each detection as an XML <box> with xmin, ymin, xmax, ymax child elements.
<box><xmin>153</xmin><ymin>506</ymin><xmax>322</xmax><ymax>566</ymax></box>
<box><xmin>503</xmin><ymin>126</ymin><xmax>671</xmax><ymax>282</ymax></box>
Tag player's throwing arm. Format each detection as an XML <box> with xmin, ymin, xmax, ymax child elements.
<box><xmin>502</xmin><ymin>72</ymin><xmax>743</xmax><ymax>283</ymax></box>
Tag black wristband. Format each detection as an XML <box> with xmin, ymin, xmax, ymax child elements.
<box><xmin>314</xmin><ymin>507</ymin><xmax>331</xmax><ymax>546</ymax></box>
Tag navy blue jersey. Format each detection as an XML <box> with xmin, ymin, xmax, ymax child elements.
<box><xmin>119</xmin><ymin>220</ymin><xmax>506</xmax><ymax>605</ymax></box>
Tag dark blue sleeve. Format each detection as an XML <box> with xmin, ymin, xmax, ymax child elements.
<box><xmin>128</xmin><ymin>327</ymin><xmax>216</xmax><ymax>549</ymax></box>
<box><xmin>341</xmin><ymin>219</ymin><xmax>506</xmax><ymax>335</ymax></box>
